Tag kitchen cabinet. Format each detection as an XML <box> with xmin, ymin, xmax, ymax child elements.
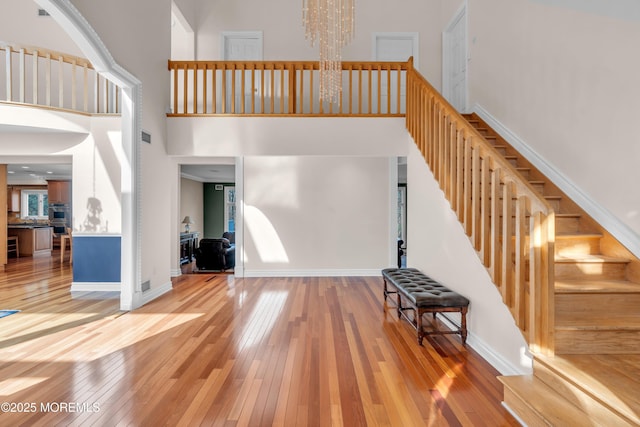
<box><xmin>48</xmin><ymin>180</ymin><xmax>71</xmax><ymax>204</ymax></box>
<box><xmin>8</xmin><ymin>226</ymin><xmax>53</xmax><ymax>256</ymax></box>
<box><xmin>7</xmin><ymin>187</ymin><xmax>20</xmax><ymax>212</ymax></box>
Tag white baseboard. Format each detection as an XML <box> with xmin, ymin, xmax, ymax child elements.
<box><xmin>170</xmin><ymin>269</ymin><xmax>182</xmax><ymax>277</ymax></box>
<box><xmin>138</xmin><ymin>281</ymin><xmax>173</xmax><ymax>307</ymax></box>
<box><xmin>467</xmin><ymin>333</ymin><xmax>531</xmax><ymax>376</ymax></box>
<box><xmin>71</xmin><ymin>282</ymin><xmax>121</xmax><ymax>292</ymax></box>
<box><xmin>437</xmin><ymin>312</ymin><xmax>530</xmax><ymax>376</ymax></box>
<box><xmin>243</xmin><ymin>269</ymin><xmax>382</xmax><ymax>278</ymax></box>
<box><xmin>473</xmin><ymin>103</ymin><xmax>640</xmax><ymax>259</ymax></box>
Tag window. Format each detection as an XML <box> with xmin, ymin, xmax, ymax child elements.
<box><xmin>224</xmin><ymin>186</ymin><xmax>236</xmax><ymax>232</ymax></box>
<box><xmin>21</xmin><ymin>190</ymin><xmax>49</xmax><ymax>219</ymax></box>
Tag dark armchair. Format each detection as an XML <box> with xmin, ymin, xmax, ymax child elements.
<box><xmin>195</xmin><ymin>238</ymin><xmax>235</xmax><ymax>271</ymax></box>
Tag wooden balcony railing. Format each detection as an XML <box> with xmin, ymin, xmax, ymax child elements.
<box><xmin>0</xmin><ymin>42</ymin><xmax>120</xmax><ymax>115</ymax></box>
<box><xmin>405</xmin><ymin>58</ymin><xmax>556</xmax><ymax>355</ymax></box>
<box><xmin>168</xmin><ymin>60</ymin><xmax>408</xmax><ymax>116</ymax></box>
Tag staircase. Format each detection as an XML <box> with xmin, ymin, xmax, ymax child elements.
<box><xmin>463</xmin><ymin>113</ymin><xmax>640</xmax><ymax>426</ymax></box>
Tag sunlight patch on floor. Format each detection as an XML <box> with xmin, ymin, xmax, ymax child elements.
<box><xmin>0</xmin><ymin>377</ymin><xmax>49</xmax><ymax>396</ymax></box>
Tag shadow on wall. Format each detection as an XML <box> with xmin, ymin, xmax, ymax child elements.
<box><xmin>80</xmin><ymin>197</ymin><xmax>109</xmax><ymax>232</ymax></box>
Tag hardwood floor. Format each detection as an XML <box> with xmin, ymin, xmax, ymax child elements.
<box><xmin>0</xmin><ymin>256</ymin><xmax>518</xmax><ymax>426</ymax></box>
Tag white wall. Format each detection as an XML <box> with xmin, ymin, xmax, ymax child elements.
<box><xmin>0</xmin><ymin>0</ymin><xmax>82</xmax><ymax>55</ymax></box>
<box><xmin>406</xmin><ymin>139</ymin><xmax>531</xmax><ymax>375</ymax></box>
<box><xmin>194</xmin><ymin>0</ymin><xmax>444</xmax><ymax>87</ymax></box>
<box><xmin>73</xmin><ymin>117</ymin><xmax>122</xmax><ymax>234</ymax></box>
<box><xmin>168</xmin><ymin>117</ymin><xmax>408</xmax><ymax>157</ymax></box>
<box><xmin>180</xmin><ymin>177</ymin><xmax>203</xmax><ymax>234</ymax></box>
<box><xmin>243</xmin><ymin>156</ymin><xmax>391</xmax><ymax>276</ymax></box>
<box><xmin>468</xmin><ymin>0</ymin><xmax>640</xmax><ymax>240</ymax></box>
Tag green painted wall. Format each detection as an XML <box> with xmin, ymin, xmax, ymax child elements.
<box><xmin>203</xmin><ymin>183</ymin><xmax>234</xmax><ymax>238</ymax></box>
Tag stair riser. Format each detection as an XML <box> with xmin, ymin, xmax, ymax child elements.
<box><xmin>555</xmin><ymin>238</ymin><xmax>601</xmax><ymax>256</ymax></box>
<box><xmin>493</xmin><ymin>146</ymin><xmax>506</xmax><ymax>156</ymax></box>
<box><xmin>502</xmin><ymin>387</ymin><xmax>551</xmax><ymax>427</ymax></box>
<box><xmin>556</xmin><ymin>217</ymin><xmax>581</xmax><ymax>233</ymax></box>
<box><xmin>555</xmin><ymin>262</ymin><xmax>627</xmax><ymax>280</ymax></box>
<box><xmin>529</xmin><ymin>182</ymin><xmax>545</xmax><ymax>193</ymax></box>
<box><xmin>547</xmin><ymin>198</ymin><xmax>561</xmax><ymax>211</ymax></box>
<box><xmin>556</xmin><ymin>294</ymin><xmax>640</xmax><ymax>319</ymax></box>
<box><xmin>532</xmin><ymin>361</ymin><xmax>634</xmax><ymax>425</ymax></box>
<box><xmin>506</xmin><ymin>157</ymin><xmax>518</xmax><ymax>167</ymax></box>
<box><xmin>555</xmin><ymin>330</ymin><xmax>640</xmax><ymax>354</ymax></box>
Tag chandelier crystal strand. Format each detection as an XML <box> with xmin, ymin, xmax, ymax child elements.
<box><xmin>303</xmin><ymin>0</ymin><xmax>355</xmax><ymax>103</ymax></box>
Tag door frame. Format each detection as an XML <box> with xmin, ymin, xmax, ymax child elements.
<box><xmin>221</xmin><ymin>31</ymin><xmax>264</xmax><ymax>60</ymax></box>
<box><xmin>442</xmin><ymin>2</ymin><xmax>468</xmax><ymax>112</ymax></box>
<box><xmin>372</xmin><ymin>32</ymin><xmax>419</xmax><ymax>67</ymax></box>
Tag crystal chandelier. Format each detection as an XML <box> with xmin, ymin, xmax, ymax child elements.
<box><xmin>303</xmin><ymin>0</ymin><xmax>355</xmax><ymax>103</ymax></box>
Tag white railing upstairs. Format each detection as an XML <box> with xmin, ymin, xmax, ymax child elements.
<box><xmin>0</xmin><ymin>42</ymin><xmax>120</xmax><ymax>115</ymax></box>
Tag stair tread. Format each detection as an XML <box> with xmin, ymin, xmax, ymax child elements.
<box><xmin>499</xmin><ymin>375</ymin><xmax>621</xmax><ymax>426</ymax></box>
<box><xmin>555</xmin><ymin>254</ymin><xmax>630</xmax><ymax>263</ymax></box>
<box><xmin>534</xmin><ymin>354</ymin><xmax>640</xmax><ymax>424</ymax></box>
<box><xmin>555</xmin><ymin>232</ymin><xmax>602</xmax><ymax>239</ymax></box>
<box><xmin>556</xmin><ymin>317</ymin><xmax>640</xmax><ymax>329</ymax></box>
<box><xmin>556</xmin><ymin>279</ymin><xmax>640</xmax><ymax>293</ymax></box>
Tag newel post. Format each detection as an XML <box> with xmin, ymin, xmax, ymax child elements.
<box><xmin>406</xmin><ymin>57</ymin><xmax>414</xmax><ymax>133</ymax></box>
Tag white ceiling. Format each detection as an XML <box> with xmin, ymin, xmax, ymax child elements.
<box><xmin>181</xmin><ymin>164</ymin><xmax>235</xmax><ymax>183</ymax></box>
<box><xmin>7</xmin><ymin>163</ymin><xmax>72</xmax><ymax>185</ymax></box>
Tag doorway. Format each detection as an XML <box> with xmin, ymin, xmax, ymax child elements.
<box><xmin>443</xmin><ymin>4</ymin><xmax>468</xmax><ymax>112</ymax></box>
<box><xmin>373</xmin><ymin>32</ymin><xmax>418</xmax><ymax>114</ymax></box>
<box><xmin>179</xmin><ymin>162</ymin><xmax>237</xmax><ymax>274</ymax></box>
<box><xmin>221</xmin><ymin>31</ymin><xmax>264</xmax><ymax>111</ymax></box>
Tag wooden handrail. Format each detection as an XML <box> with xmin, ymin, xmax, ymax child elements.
<box><xmin>168</xmin><ymin>60</ymin><xmax>408</xmax><ymax>117</ymax></box>
<box><xmin>405</xmin><ymin>58</ymin><xmax>556</xmax><ymax>355</ymax></box>
<box><xmin>0</xmin><ymin>41</ymin><xmax>120</xmax><ymax>114</ymax></box>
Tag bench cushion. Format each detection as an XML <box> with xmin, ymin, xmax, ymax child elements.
<box><xmin>382</xmin><ymin>268</ymin><xmax>470</xmax><ymax>309</ymax></box>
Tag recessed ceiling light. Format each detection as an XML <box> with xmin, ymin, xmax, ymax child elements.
<box><xmin>47</xmin><ymin>171</ymin><xmax>53</xmax><ymax>174</ymax></box>
<box><xmin>29</xmin><ymin>173</ymin><xmax>37</xmax><ymax>177</ymax></box>
<box><xmin>21</xmin><ymin>166</ymin><xmax>29</xmax><ymax>169</ymax></box>
<box><xmin>8</xmin><ymin>171</ymin><xmax>14</xmax><ymax>174</ymax></box>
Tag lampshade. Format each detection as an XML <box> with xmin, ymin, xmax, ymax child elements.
<box><xmin>182</xmin><ymin>216</ymin><xmax>192</xmax><ymax>225</ymax></box>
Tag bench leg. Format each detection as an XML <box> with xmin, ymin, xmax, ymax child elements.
<box><xmin>383</xmin><ymin>278</ymin><xmax>388</xmax><ymax>303</ymax></box>
<box><xmin>417</xmin><ymin>310</ymin><xmax>424</xmax><ymax>345</ymax></box>
<box><xmin>396</xmin><ymin>293</ymin><xmax>402</xmax><ymax>319</ymax></box>
<box><xmin>460</xmin><ymin>306</ymin><xmax>468</xmax><ymax>345</ymax></box>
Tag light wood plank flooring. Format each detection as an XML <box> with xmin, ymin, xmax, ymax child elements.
<box><xmin>0</xmin><ymin>256</ymin><xmax>518</xmax><ymax>426</ymax></box>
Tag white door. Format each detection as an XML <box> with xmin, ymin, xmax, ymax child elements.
<box><xmin>373</xmin><ymin>33</ymin><xmax>418</xmax><ymax>114</ymax></box>
<box><xmin>443</xmin><ymin>6</ymin><xmax>467</xmax><ymax>112</ymax></box>
<box><xmin>222</xmin><ymin>32</ymin><xmax>263</xmax><ymax>112</ymax></box>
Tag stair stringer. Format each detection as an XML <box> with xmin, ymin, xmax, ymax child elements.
<box><xmin>405</xmin><ymin>138</ymin><xmax>531</xmax><ymax>375</ymax></box>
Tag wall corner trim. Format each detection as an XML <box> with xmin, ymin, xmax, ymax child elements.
<box><xmin>473</xmin><ymin>103</ymin><xmax>640</xmax><ymax>259</ymax></box>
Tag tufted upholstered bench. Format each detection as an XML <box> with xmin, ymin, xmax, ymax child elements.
<box><xmin>382</xmin><ymin>268</ymin><xmax>469</xmax><ymax>345</ymax></box>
